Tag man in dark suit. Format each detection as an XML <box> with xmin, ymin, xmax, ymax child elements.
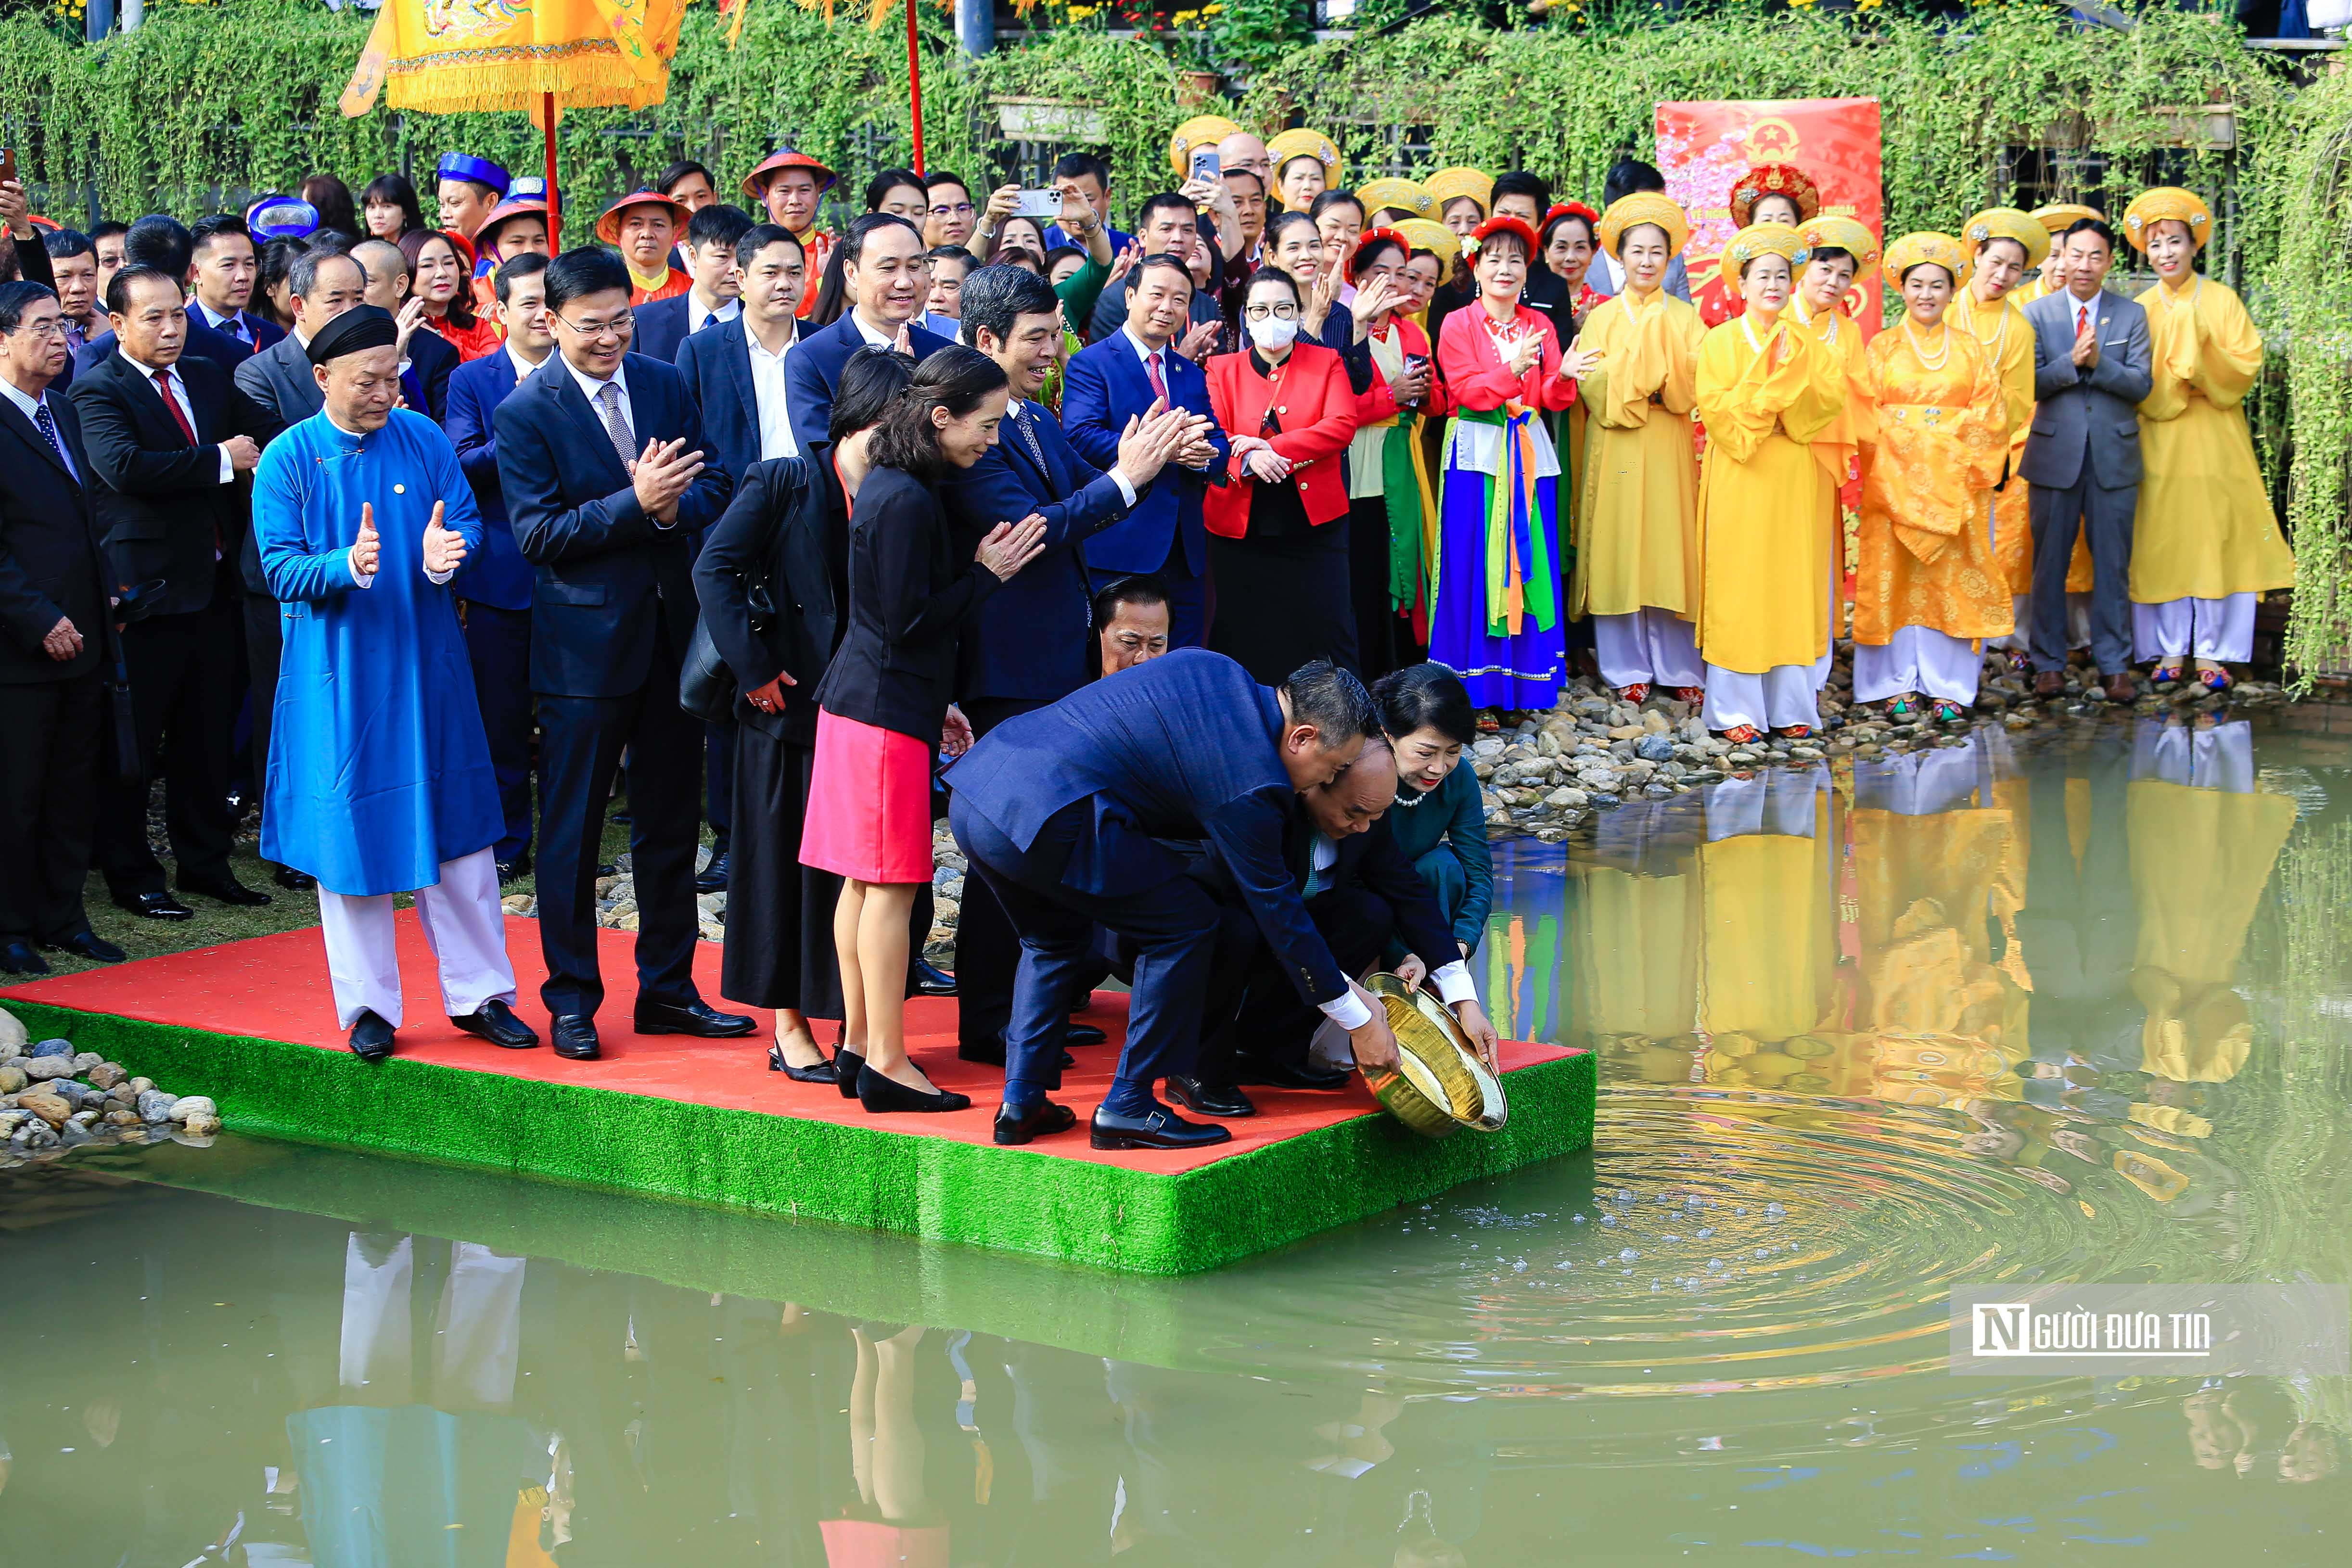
<box><xmin>633</xmin><ymin>203</ymin><xmax>751</xmax><ymax>366</ymax></box>
<box><xmin>0</xmin><ymin>281</ymin><xmax>128</xmax><ymax>972</ymax></box>
<box><xmin>781</xmin><ymin>214</ymin><xmax>955</xmax><ymax>457</ymax></box>
<box><xmin>68</xmin><ymin>265</ymin><xmax>279</xmax><ymax>918</ymax></box>
<box><xmin>1172</xmin><ymin>736</ymin><xmax>1498</xmax><ymax>1118</ymax></box>
<box><xmin>947</xmin><ymin>651</ymin><xmax>1401</xmax><ymax>1150</ymax></box>
<box><xmin>231</xmin><ymin>245</ymin><xmax>370</xmax><ymax>894</ymax></box>
<box><xmin>445</xmin><ymin>253</ymin><xmax>554</xmax><ymax>880</ymax></box>
<box><xmin>350</xmin><ymin>238</ymin><xmax>459</xmax><ymax>421</ymax></box>
<box><xmin>937</xmin><ymin>263</ymin><xmax>1196</xmax><ymax>1064</ymax></box>
<box><xmin>74</xmin><ymin>215</ymin><xmax>255</xmax><ymax>376</ymax></box>
<box><xmin>1061</xmin><ymin>253</ymin><xmax>1231</xmax><ymax>650</ymax></box>
<box><xmin>187</xmin><ymin>215</ymin><xmax>286</xmax><ymax>354</ymax></box>
<box><xmin>494</xmin><ymin>247</ymin><xmax>744</xmax><ymax>1061</ymax></box>
<box><xmin>676</xmin><ymin>221</ymin><xmax>809</xmax><ymax>896</ymax></box>
<box><xmin>2020</xmin><ymin>218</ymin><xmax>2154</xmax><ymax>703</ymax></box>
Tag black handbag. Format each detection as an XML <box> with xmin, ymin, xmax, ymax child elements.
<box><xmin>680</xmin><ymin>575</ymin><xmax>776</xmax><ymax>726</ymax></box>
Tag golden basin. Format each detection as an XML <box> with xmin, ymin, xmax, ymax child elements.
<box><xmin>1358</xmin><ymin>973</ymin><xmax>1509</xmax><ymax>1139</ymax></box>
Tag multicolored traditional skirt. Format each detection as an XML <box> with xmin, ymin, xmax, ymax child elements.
<box><xmin>1428</xmin><ymin>405</ymin><xmax>1567</xmax><ymax>711</ymax></box>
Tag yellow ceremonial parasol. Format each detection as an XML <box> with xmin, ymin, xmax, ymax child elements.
<box><xmin>339</xmin><ymin>0</ymin><xmax>688</xmax><ymax>245</ymax></box>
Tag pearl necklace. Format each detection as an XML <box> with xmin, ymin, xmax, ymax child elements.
<box><xmin>1902</xmin><ymin>316</ymin><xmax>1952</xmax><ymax>371</ymax></box>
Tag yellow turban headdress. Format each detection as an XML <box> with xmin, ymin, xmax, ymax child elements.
<box><xmin>1796</xmin><ymin>215</ymin><xmax>1880</xmax><ymax>272</ymax></box>
<box><xmin>1597</xmin><ymin>192</ymin><xmax>1691</xmax><ymax>260</ymax></box>
<box><xmin>1963</xmin><ymin>207</ymin><xmax>2050</xmax><ymax>270</ymax></box>
<box><xmin>1393</xmin><ymin>217</ymin><xmax>1461</xmax><ymax>278</ymax></box>
<box><xmin>2122</xmin><ymin>187</ymin><xmax>2213</xmax><ymax>253</ymax></box>
<box><xmin>1719</xmin><ymin>223</ymin><xmax>1811</xmax><ymax>302</ymax></box>
<box><xmin>2029</xmin><ymin>202</ymin><xmax>2103</xmax><ymax>234</ymax></box>
<box><xmin>1882</xmin><ymin>230</ymin><xmax>1969</xmax><ymax>290</ymax></box>
<box><xmin>1266</xmin><ymin>128</ymin><xmax>1343</xmax><ymax>191</ymax></box>
<box><xmin>1168</xmin><ymin>115</ymin><xmax>1242</xmax><ymax>177</ymax></box>
<box><xmin>1425</xmin><ymin>167</ymin><xmax>1495</xmax><ymax>217</ymax></box>
<box><xmin>1357</xmin><ymin>178</ymin><xmax>1438</xmax><ymax>222</ymax></box>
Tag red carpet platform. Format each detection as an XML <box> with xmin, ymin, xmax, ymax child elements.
<box><xmin>2</xmin><ymin>915</ymin><xmax>1594</xmax><ymax>1273</ymax></box>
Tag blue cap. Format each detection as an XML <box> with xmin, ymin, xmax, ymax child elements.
<box><xmin>435</xmin><ymin>153</ymin><xmax>511</xmax><ymax>196</ymax></box>
<box><xmin>506</xmin><ymin>176</ymin><xmax>548</xmax><ymax>201</ymax></box>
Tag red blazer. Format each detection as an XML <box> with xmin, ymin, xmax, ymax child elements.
<box><xmin>1435</xmin><ymin>302</ymin><xmax>1576</xmax><ymax>416</ymax></box>
<box><xmin>1203</xmin><ymin>340</ymin><xmax>1360</xmax><ymax>538</ymax></box>
<box><xmin>1352</xmin><ymin>314</ymin><xmax>1452</xmax><ymax>425</ymax></box>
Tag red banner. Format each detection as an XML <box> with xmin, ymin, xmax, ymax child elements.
<box><xmin>1654</xmin><ymin>96</ymin><xmax>1884</xmax><ymax>335</ymax></box>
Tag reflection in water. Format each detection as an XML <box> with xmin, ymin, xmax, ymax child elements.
<box><xmin>2</xmin><ymin>712</ymin><xmax>2349</xmax><ymax>1562</ymax></box>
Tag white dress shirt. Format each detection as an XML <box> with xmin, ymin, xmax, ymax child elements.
<box><xmin>687</xmin><ymin>294</ymin><xmax>741</xmax><ymax>336</ymax></box>
<box><xmin>330</xmin><ymin>411</ymin><xmax>456</xmax><ymax>590</ymax></box>
<box><xmin>1302</xmin><ymin>836</ymin><xmax>1477</xmax><ymax>1031</ymax></box>
<box><xmin>505</xmin><ymin>340</ymin><xmax>545</xmax><ymax>385</ymax></box>
<box><xmin>120</xmin><ymin>348</ymin><xmax>234</xmax><ymax>484</ymax></box>
<box><xmin>562</xmin><ymin>357</ymin><xmax>677</xmax><ymax>529</ymax></box>
<box><xmin>0</xmin><ymin>376</ymin><xmax>77</xmax><ymax>481</ymax></box>
<box><xmin>195</xmin><ymin>300</ymin><xmax>258</xmax><ymax>345</ymax></box>
<box><xmin>746</xmin><ymin>326</ymin><xmax>799</xmax><ymax>461</ymax></box>
<box><xmin>853</xmin><ymin>311</ymin><xmax>904</xmax><ymax>350</ymax></box>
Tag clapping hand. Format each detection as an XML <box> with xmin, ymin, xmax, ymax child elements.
<box><xmin>393</xmin><ymin>297</ymin><xmax>426</xmax><ymax>362</ymax></box>
<box><xmin>351</xmin><ymin>502</ymin><xmax>382</xmax><ymax>578</ymax></box>
<box><xmin>2070</xmin><ymin>310</ymin><xmax>2100</xmax><ymax>370</ymax></box>
<box><xmin>1556</xmin><ymin>333</ymin><xmax>1599</xmax><ymax>381</ymax></box>
<box><xmin>1107</xmin><ymin>239</ymin><xmax>1142</xmax><ymax>285</ymax></box>
<box><xmin>1176</xmin><ymin>317</ymin><xmax>1222</xmax><ymax>364</ymax></box>
<box><xmin>421</xmin><ymin>499</ymin><xmax>467</xmax><ymax>575</ymax></box>
<box><xmin>1504</xmin><ymin>329</ymin><xmax>1544</xmax><ymax>377</ymax></box>
<box><xmin>1304</xmin><ymin>264</ymin><xmax>1342</xmax><ymax>337</ymax></box>
<box><xmin>1113</xmin><ymin>398</ymin><xmax>1196</xmax><ymax>490</ymax></box>
<box><xmin>975</xmin><ymin>513</ymin><xmax>1049</xmax><ymax>581</ymax></box>
<box><xmin>1352</xmin><ymin>273</ymin><xmax>1399</xmax><ymax>331</ymax></box>
<box><xmin>631</xmin><ymin>437</ymin><xmax>707</xmax><ymax>523</ymax></box>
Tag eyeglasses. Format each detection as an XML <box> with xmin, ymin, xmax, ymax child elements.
<box><xmin>929</xmin><ymin>201</ymin><xmax>975</xmax><ymax>217</ymax></box>
<box><xmin>1243</xmin><ymin>303</ymin><xmax>1300</xmax><ymax>321</ymax></box>
<box><xmin>557</xmin><ymin>310</ymin><xmax>634</xmax><ymax>340</ymax></box>
<box><xmin>8</xmin><ymin>318</ymin><xmax>70</xmax><ymax>339</ymax></box>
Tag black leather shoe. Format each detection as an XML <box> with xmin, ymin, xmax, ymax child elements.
<box><xmin>1166</xmin><ymin>1074</ymin><xmax>1256</xmax><ymax>1119</ymax></box>
<box><xmin>348</xmin><ymin>1010</ymin><xmax>396</xmax><ymax>1062</ymax></box>
<box><xmin>695</xmin><ymin>851</ymin><xmax>729</xmax><ymax>894</ymax></box>
<box><xmin>1235</xmin><ymin>1058</ymin><xmax>1354</xmax><ymax>1091</ymax></box>
<box><xmin>1090</xmin><ymin>1102</ymin><xmax>1232</xmax><ymax>1152</ymax></box>
<box><xmin>116</xmin><ymin>891</ymin><xmax>192</xmax><ymax>921</ymax></box>
<box><xmin>1</xmin><ymin>941</ymin><xmax>49</xmax><ymax>976</ymax></box>
<box><xmin>769</xmin><ymin>1043</ymin><xmax>840</xmax><ymax>1083</ymax></box>
<box><xmin>857</xmin><ymin>1063</ymin><xmax>971</xmax><ymax>1115</ymax></box>
<box><xmin>497</xmin><ymin>852</ymin><xmax>532</xmax><ymax>882</ymax></box>
<box><xmin>633</xmin><ymin>997</ymin><xmax>757</xmax><ymax>1037</ymax></box>
<box><xmin>451</xmin><ymin>999</ymin><xmax>539</xmax><ymax>1049</ymax></box>
<box><xmin>180</xmin><ymin>876</ymin><xmax>272</xmax><ymax>908</ymax></box>
<box><xmin>1066</xmin><ymin>1022</ymin><xmax>1109</xmax><ymax>1047</ymax></box>
<box><xmin>272</xmin><ymin>866</ymin><xmax>317</xmax><ymax>891</ymax></box>
<box><xmin>909</xmin><ymin>957</ymin><xmax>957</xmax><ymax>997</ymax></box>
<box><xmin>43</xmin><ymin>931</ymin><xmax>125</xmax><ymax>965</ymax></box>
<box><xmin>832</xmin><ymin>1046</ymin><xmax>866</xmax><ymax>1098</ymax></box>
<box><xmin>550</xmin><ymin>1014</ymin><xmax>601</xmax><ymax>1060</ymax></box>
<box><xmin>995</xmin><ymin>1099</ymin><xmax>1078</xmax><ymax>1145</ymax></box>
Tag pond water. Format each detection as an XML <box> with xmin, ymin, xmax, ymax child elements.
<box><xmin>4</xmin><ymin>709</ymin><xmax>2350</xmax><ymax>1565</ymax></box>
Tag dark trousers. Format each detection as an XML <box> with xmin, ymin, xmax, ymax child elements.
<box><xmin>953</xmin><ymin>694</ymin><xmax>1050</xmax><ymax>1053</ymax></box>
<box><xmin>1199</xmin><ymin>885</ymin><xmax>1392</xmax><ymax>1086</ymax></box>
<box><xmin>97</xmin><ymin>592</ymin><xmax>240</xmax><ymax>899</ymax></box>
<box><xmin>704</xmin><ymin>715</ymin><xmax>735</xmax><ymax>857</ymax></box>
<box><xmin>1157</xmin><ymin>537</ymin><xmax>1205</xmax><ymax>650</ymax></box>
<box><xmin>2028</xmin><ymin>472</ymin><xmax>2136</xmax><ymax>676</ymax></box>
<box><xmin>460</xmin><ymin>601</ymin><xmax>535</xmax><ymax>863</ymax></box>
<box><xmin>533</xmin><ymin>623</ymin><xmax>703</xmax><ymax>1020</ymax></box>
<box><xmin>241</xmin><ymin>589</ymin><xmax>280</xmax><ymax>828</ymax></box>
<box><xmin>0</xmin><ymin>674</ymin><xmax>105</xmax><ymax>942</ymax></box>
<box><xmin>951</xmin><ymin>794</ymin><xmax>1221</xmax><ymax>1114</ymax></box>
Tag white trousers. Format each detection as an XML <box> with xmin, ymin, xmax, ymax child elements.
<box><xmin>1595</xmin><ymin>609</ymin><xmax>1704</xmax><ymax>690</ymax></box>
<box><xmin>316</xmin><ymin>847</ymin><xmax>516</xmax><ymax>1030</ymax></box>
<box><xmin>1701</xmin><ymin>765</ymin><xmax>1827</xmax><ymax>840</ymax></box>
<box><xmin>1851</xmin><ymin>625</ymin><xmax>1982</xmax><ymax>705</ymax></box>
<box><xmin>2132</xmin><ymin>717</ymin><xmax>2255</xmax><ymax>793</ymax></box>
<box><xmin>1701</xmin><ymin>663</ymin><xmax>1821</xmax><ymax>733</ymax></box>
<box><xmin>2133</xmin><ymin>594</ymin><xmax>2256</xmax><ymax>664</ymax></box>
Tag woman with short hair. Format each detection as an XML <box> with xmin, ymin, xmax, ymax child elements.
<box><xmin>1371</xmin><ymin>663</ymin><xmax>1492</xmax><ymax>961</ymax></box>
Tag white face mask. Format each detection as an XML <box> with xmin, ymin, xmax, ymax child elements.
<box><xmin>1248</xmin><ymin>314</ymin><xmax>1301</xmax><ymax>352</ymax></box>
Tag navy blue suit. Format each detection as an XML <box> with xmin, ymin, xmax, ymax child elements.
<box><xmin>631</xmin><ymin>293</ymin><xmax>735</xmax><ymax>367</ymax></box>
<box><xmin>192</xmin><ymin>305</ymin><xmax>287</xmax><ymax>354</ymax></box>
<box><xmin>946</xmin><ymin>648</ymin><xmax>1347</xmax><ymax>1111</ymax></box>
<box><xmin>675</xmin><ymin>315</ymin><xmax>802</xmax><ymax>502</ymax></box>
<box><xmin>780</xmin><ymin>312</ymin><xmax>956</xmax><ymax>461</ymax></box>
<box><xmin>1058</xmin><ymin>333</ymin><xmax>1227</xmax><ymax>648</ymax></box>
<box><xmin>494</xmin><ymin>351</ymin><xmax>735</xmax><ymax>1021</ymax></box>
<box><xmin>443</xmin><ymin>348</ymin><xmax>542</xmax><ymax>863</ymax></box>
<box><xmin>402</xmin><ymin>326</ymin><xmax>460</xmax><ymax>424</ymax></box>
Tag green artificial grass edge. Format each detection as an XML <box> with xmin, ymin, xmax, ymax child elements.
<box><xmin>5</xmin><ymin>1000</ymin><xmax>1596</xmax><ymax>1276</ymax></box>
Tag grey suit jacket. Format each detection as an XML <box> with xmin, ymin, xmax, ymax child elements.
<box><xmin>2018</xmin><ymin>288</ymin><xmax>2153</xmax><ymax>492</ymax></box>
<box><xmin>232</xmin><ymin>331</ymin><xmax>325</xmax><ymax>430</ymax></box>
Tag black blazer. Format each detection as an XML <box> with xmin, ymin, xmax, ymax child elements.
<box><xmin>691</xmin><ymin>458</ymin><xmax>839</xmax><ymax>745</ymax></box>
<box><xmin>676</xmin><ymin>314</ymin><xmax>800</xmax><ymax>487</ymax></box>
<box><xmin>0</xmin><ymin>390</ymin><xmax>113</xmax><ymax>684</ymax></box>
<box><xmin>68</xmin><ymin>348</ymin><xmax>280</xmax><ymax>616</ymax></box>
<box><xmin>814</xmin><ymin>463</ymin><xmax>1002</xmax><ymax>740</ymax></box>
<box><xmin>493</xmin><ymin>351</ymin><xmax>734</xmax><ymax>699</ymax></box>
<box><xmin>1300</xmin><ymin>805</ymin><xmax>1458</xmax><ymax>969</ymax></box>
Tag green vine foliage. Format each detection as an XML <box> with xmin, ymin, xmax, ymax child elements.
<box><xmin>2</xmin><ymin>0</ymin><xmax>2346</xmax><ymax>671</ymax></box>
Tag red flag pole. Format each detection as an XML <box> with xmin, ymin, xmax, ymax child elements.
<box><xmin>543</xmin><ymin>91</ymin><xmax>561</xmax><ymax>245</ymax></box>
<box><xmin>904</xmin><ymin>0</ymin><xmax>924</xmax><ymax>175</ymax></box>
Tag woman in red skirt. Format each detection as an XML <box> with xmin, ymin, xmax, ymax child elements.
<box><xmin>802</xmin><ymin>346</ymin><xmax>1048</xmax><ymax>1113</ymax></box>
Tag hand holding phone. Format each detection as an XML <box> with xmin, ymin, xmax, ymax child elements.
<box><xmin>1188</xmin><ymin>145</ymin><xmax>1221</xmax><ymax>185</ymax></box>
<box><xmin>1013</xmin><ymin>188</ymin><xmax>1061</xmax><ymax>221</ymax></box>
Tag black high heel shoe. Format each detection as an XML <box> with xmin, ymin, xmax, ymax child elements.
<box><xmin>856</xmin><ymin>1063</ymin><xmax>972</xmax><ymax>1115</ymax></box>
<box><xmin>832</xmin><ymin>1046</ymin><xmax>866</xmax><ymax>1099</ymax></box>
<box><xmin>769</xmin><ymin>1041</ymin><xmax>840</xmax><ymax>1084</ymax></box>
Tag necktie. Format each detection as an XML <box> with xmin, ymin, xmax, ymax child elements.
<box><xmin>2076</xmin><ymin>302</ymin><xmax>2091</xmax><ymax>341</ymax></box>
<box><xmin>1012</xmin><ymin>405</ymin><xmax>1049</xmax><ymax>473</ymax></box>
<box><xmin>1144</xmin><ymin>348</ymin><xmax>1167</xmax><ymax>404</ymax></box>
<box><xmin>152</xmin><ymin>369</ymin><xmax>198</xmax><ymax>446</ymax></box>
<box><xmin>595</xmin><ymin>381</ymin><xmax>637</xmax><ymax>470</ymax></box>
<box><xmin>32</xmin><ymin>400</ymin><xmax>68</xmax><ymax>470</ymax></box>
